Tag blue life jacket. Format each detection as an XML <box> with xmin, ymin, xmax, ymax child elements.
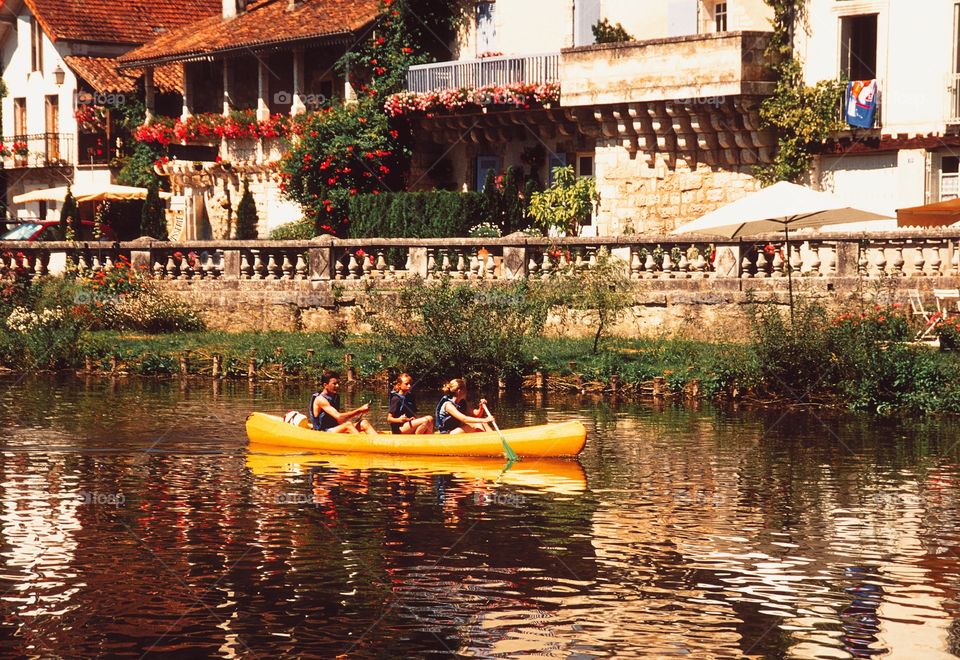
<box><xmin>308</xmin><ymin>391</ymin><xmax>339</xmax><ymax>431</ymax></box>
<box><xmin>389</xmin><ymin>391</ymin><xmax>417</xmax><ymax>434</ymax></box>
<box><xmin>435</xmin><ymin>394</ymin><xmax>467</xmax><ymax>434</ymax></box>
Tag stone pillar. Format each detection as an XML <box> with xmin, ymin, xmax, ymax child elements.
<box><xmin>222</xmin><ymin>249</ymin><xmax>241</xmax><ymax>279</ymax></box>
<box><xmin>309</xmin><ymin>242</ymin><xmax>333</xmax><ymax>280</ymax></box>
<box><xmin>257</xmin><ymin>59</ymin><xmax>270</xmax><ymax>121</ymax></box>
<box><xmin>181</xmin><ymin>64</ymin><xmax>193</xmax><ymax>120</ymax></box>
<box><xmin>291</xmin><ymin>48</ymin><xmax>307</xmax><ymax>116</ymax></box>
<box><xmin>712</xmin><ymin>242</ymin><xmax>741</xmax><ymax>278</ymax></box>
<box><xmin>222</xmin><ymin>59</ymin><xmax>232</xmax><ymax>115</ymax></box>
<box><xmin>501</xmin><ymin>245</ymin><xmax>527</xmax><ymax>279</ymax></box>
<box><xmin>834</xmin><ymin>240</ymin><xmax>859</xmax><ymax>277</ymax></box>
<box><xmin>407</xmin><ymin>247</ymin><xmax>428</xmax><ymax>277</ymax></box>
<box><xmin>144</xmin><ymin>67</ymin><xmax>156</xmax><ymax>124</ymax></box>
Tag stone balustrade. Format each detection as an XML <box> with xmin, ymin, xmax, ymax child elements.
<box><xmin>5</xmin><ymin>231</ymin><xmax>960</xmax><ymax>284</ymax></box>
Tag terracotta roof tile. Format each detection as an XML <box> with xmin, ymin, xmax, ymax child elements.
<box><xmin>65</xmin><ymin>56</ymin><xmax>183</xmax><ymax>94</ymax></box>
<box><xmin>119</xmin><ymin>0</ymin><xmax>379</xmax><ymax>67</ymax></box>
<box><xmin>27</xmin><ymin>0</ymin><xmax>221</xmax><ymax>45</ymax></box>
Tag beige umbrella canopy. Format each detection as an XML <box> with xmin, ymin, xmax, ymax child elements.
<box><xmin>13</xmin><ymin>184</ymin><xmax>171</xmax><ymax>205</ymax></box>
<box><xmin>672</xmin><ymin>181</ymin><xmax>893</xmax><ymax>317</ymax></box>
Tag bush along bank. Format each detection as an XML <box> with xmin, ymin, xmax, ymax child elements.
<box><xmin>5</xmin><ymin>263</ymin><xmax>960</xmax><ymax>415</ymax></box>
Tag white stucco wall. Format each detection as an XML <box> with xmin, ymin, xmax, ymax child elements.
<box><xmin>800</xmin><ymin>0</ymin><xmax>956</xmax><ymax>136</ymax></box>
<box><xmin>452</xmin><ymin>0</ymin><xmax>773</xmax><ymax>59</ymax></box>
<box><xmin>1</xmin><ymin>10</ymin><xmax>79</xmax><ymax>144</ymax></box>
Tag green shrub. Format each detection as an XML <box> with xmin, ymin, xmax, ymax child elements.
<box><xmin>140</xmin><ymin>183</ymin><xmax>167</xmax><ymax>240</ymax></box>
<box><xmin>592</xmin><ymin>18</ymin><xmax>634</xmax><ymax>44</ymax></box>
<box><xmin>235</xmin><ymin>179</ymin><xmax>259</xmax><ymax>240</ymax></box>
<box><xmin>269</xmin><ymin>220</ymin><xmax>315</xmax><ymax>240</ymax></box>
<box><xmin>368</xmin><ymin>276</ymin><xmax>549</xmax><ymax>386</ymax></box>
<box><xmin>348</xmin><ymin>191</ymin><xmax>486</xmax><ymax>239</ymax></box>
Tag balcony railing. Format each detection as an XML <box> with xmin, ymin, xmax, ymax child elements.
<box><xmin>405</xmin><ymin>52</ymin><xmax>560</xmax><ymax>93</ymax></box>
<box><xmin>4</xmin><ymin>133</ymin><xmax>74</xmax><ymax>169</ymax></box>
<box><xmin>948</xmin><ymin>73</ymin><xmax>960</xmax><ymax>124</ymax></box>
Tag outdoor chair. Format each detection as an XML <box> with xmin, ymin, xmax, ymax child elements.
<box><xmin>909</xmin><ymin>289</ymin><xmax>937</xmax><ymax>341</ymax></box>
<box><xmin>933</xmin><ymin>288</ymin><xmax>960</xmax><ymax>315</ymax></box>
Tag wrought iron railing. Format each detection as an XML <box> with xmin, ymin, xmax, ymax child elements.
<box><xmin>405</xmin><ymin>52</ymin><xmax>560</xmax><ymax>93</ymax></box>
<box><xmin>3</xmin><ymin>133</ymin><xmax>74</xmax><ymax>168</ymax></box>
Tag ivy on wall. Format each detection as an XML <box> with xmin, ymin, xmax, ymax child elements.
<box><xmin>757</xmin><ymin>0</ymin><xmax>846</xmax><ymax>184</ymax></box>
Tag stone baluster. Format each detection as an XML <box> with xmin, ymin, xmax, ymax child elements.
<box><xmin>440</xmin><ymin>250</ymin><xmax>452</xmax><ymax>277</ymax></box>
<box><xmin>929</xmin><ymin>243</ymin><xmax>942</xmax><ymax>276</ymax></box>
<box><xmin>90</xmin><ymin>253</ymin><xmax>104</xmax><ymax>274</ymax></box>
<box><xmin>403</xmin><ymin>251</ymin><xmax>413</xmax><ymax>278</ymax></box>
<box><xmin>346</xmin><ymin>252</ymin><xmax>361</xmax><ymax>279</ymax></box>
<box><xmin>630</xmin><ymin>249</ymin><xmax>642</xmax><ymax>279</ymax></box>
<box><xmin>789</xmin><ymin>246</ymin><xmax>802</xmax><ymax>278</ymax></box>
<box><xmin>912</xmin><ymin>244</ymin><xmax>926</xmax><ymax>277</ymax></box>
<box><xmin>452</xmin><ymin>249</ymin><xmax>465</xmax><ymax>279</ymax></box>
<box><xmin>572</xmin><ymin>248</ymin><xmax>585</xmax><ymax>272</ymax></box>
<box><xmin>485</xmin><ymin>251</ymin><xmax>496</xmax><ymax>279</ymax></box>
<box><xmin>540</xmin><ymin>253</ymin><xmax>553</xmax><ymax>279</ymax></box>
<box><xmin>693</xmin><ymin>253</ymin><xmax>707</xmax><ymax>276</ymax></box>
<box><xmin>249</xmin><ymin>249</ymin><xmax>264</xmax><ymax>280</ymax></box>
<box><xmin>426</xmin><ymin>248</ymin><xmax>436</xmax><ymax>279</ymax></box>
<box><xmin>77</xmin><ymin>251</ymin><xmax>90</xmax><ymax>275</ymax></box>
<box><xmin>769</xmin><ymin>248</ymin><xmax>782</xmax><ymax>278</ymax></box>
<box><xmin>528</xmin><ymin>252</ymin><xmax>540</xmax><ymax>279</ymax></box>
<box><xmin>952</xmin><ymin>243</ymin><xmax>960</xmax><ymax>276</ymax></box>
<box><xmin>263</xmin><ymin>251</ymin><xmax>278</xmax><ymax>280</ymax></box>
<box><xmin>858</xmin><ymin>246</ymin><xmax>869</xmax><ymax>277</ymax></box>
<box><xmin>362</xmin><ymin>251</ymin><xmax>374</xmax><ymax>279</ymax></box>
<box><xmin>808</xmin><ymin>244</ymin><xmax>821</xmax><ymax>277</ymax></box>
<box><xmin>755</xmin><ymin>250</ymin><xmax>769</xmax><ymax>278</ymax></box>
<box><xmin>873</xmin><ymin>246</ymin><xmax>887</xmax><ymax>277</ymax></box>
<box><xmin>740</xmin><ymin>253</ymin><xmax>753</xmax><ymax>279</ymax></box>
<box><xmin>821</xmin><ymin>244</ymin><xmax>836</xmax><ymax>276</ymax></box>
<box><xmin>103</xmin><ymin>254</ymin><xmax>114</xmax><ymax>272</ymax></box>
<box><xmin>587</xmin><ymin>247</ymin><xmax>598</xmax><ymax>270</ymax></box>
<box><xmin>643</xmin><ymin>252</ymin><xmax>656</xmax><ymax>279</ymax></box>
<box><xmin>280</xmin><ymin>252</ymin><xmax>294</xmax><ymax>280</ymax></box>
<box><xmin>236</xmin><ymin>251</ymin><xmax>248</xmax><ymax>280</ymax></box>
<box><xmin>335</xmin><ymin>252</ymin><xmax>349</xmax><ymax>280</ymax></box>
<box><xmin>677</xmin><ymin>251</ymin><xmax>689</xmax><ymax>278</ymax></box>
<box><xmin>891</xmin><ymin>245</ymin><xmax>905</xmax><ymax>277</ymax></box>
<box><xmin>375</xmin><ymin>251</ymin><xmax>388</xmax><ymax>279</ymax></box>
<box><xmin>469</xmin><ymin>253</ymin><xmax>481</xmax><ymax>279</ymax></box>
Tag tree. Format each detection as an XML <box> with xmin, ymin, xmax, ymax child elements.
<box><xmin>592</xmin><ymin>19</ymin><xmax>634</xmax><ymax>44</ymax></box>
<box><xmin>235</xmin><ymin>179</ymin><xmax>259</xmax><ymax>240</ymax></box>
<box><xmin>59</xmin><ymin>186</ymin><xmax>79</xmax><ymax>240</ymax></box>
<box><xmin>140</xmin><ymin>182</ymin><xmax>167</xmax><ymax>239</ymax></box>
<box><xmin>548</xmin><ymin>248</ymin><xmax>634</xmax><ymax>353</ymax></box>
<box><xmin>528</xmin><ymin>166</ymin><xmax>599</xmax><ymax>236</ymax></box>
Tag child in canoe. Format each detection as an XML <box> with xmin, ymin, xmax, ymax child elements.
<box><xmin>435</xmin><ymin>378</ymin><xmax>494</xmax><ymax>434</ymax></box>
<box><xmin>308</xmin><ymin>370</ymin><xmax>378</xmax><ymax>434</ymax></box>
<box><xmin>387</xmin><ymin>373</ymin><xmax>434</xmax><ymax>435</ymax></box>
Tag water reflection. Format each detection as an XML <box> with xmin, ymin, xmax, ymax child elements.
<box><xmin>1</xmin><ymin>376</ymin><xmax>960</xmax><ymax>656</ymax></box>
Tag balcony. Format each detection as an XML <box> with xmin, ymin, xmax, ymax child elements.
<box><xmin>948</xmin><ymin>74</ymin><xmax>960</xmax><ymax>124</ymax></box>
<box><xmin>405</xmin><ymin>52</ymin><xmax>560</xmax><ymax>93</ymax></box>
<box><xmin>559</xmin><ymin>31</ymin><xmax>775</xmax><ymax>107</ymax></box>
<box><xmin>4</xmin><ymin>133</ymin><xmax>74</xmax><ymax>169</ymax></box>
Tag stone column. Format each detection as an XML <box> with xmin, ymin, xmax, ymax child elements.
<box><xmin>291</xmin><ymin>48</ymin><xmax>307</xmax><ymax>116</ymax></box>
<box><xmin>501</xmin><ymin>245</ymin><xmax>527</xmax><ymax>279</ymax></box>
<box><xmin>144</xmin><ymin>67</ymin><xmax>156</xmax><ymax>124</ymax></box>
<box><xmin>257</xmin><ymin>59</ymin><xmax>270</xmax><ymax>121</ymax></box>
<box><xmin>834</xmin><ymin>240</ymin><xmax>859</xmax><ymax>277</ymax></box>
<box><xmin>181</xmin><ymin>64</ymin><xmax>193</xmax><ymax>120</ymax></box>
<box><xmin>309</xmin><ymin>238</ymin><xmax>334</xmax><ymax>280</ymax></box>
<box><xmin>222</xmin><ymin>59</ymin><xmax>232</xmax><ymax>115</ymax></box>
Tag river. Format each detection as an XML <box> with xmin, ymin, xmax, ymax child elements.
<box><xmin>1</xmin><ymin>375</ymin><xmax>959</xmax><ymax>658</ymax></box>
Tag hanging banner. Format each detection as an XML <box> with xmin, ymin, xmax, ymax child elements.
<box><xmin>846</xmin><ymin>80</ymin><xmax>878</xmax><ymax>129</ymax></box>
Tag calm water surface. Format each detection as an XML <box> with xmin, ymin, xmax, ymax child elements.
<box><xmin>1</xmin><ymin>375</ymin><xmax>960</xmax><ymax>658</ymax></box>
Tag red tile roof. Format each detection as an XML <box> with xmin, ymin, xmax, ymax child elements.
<box><xmin>119</xmin><ymin>0</ymin><xmax>379</xmax><ymax>67</ymax></box>
<box><xmin>26</xmin><ymin>0</ymin><xmax>221</xmax><ymax>45</ymax></box>
<box><xmin>64</xmin><ymin>56</ymin><xmax>183</xmax><ymax>94</ymax></box>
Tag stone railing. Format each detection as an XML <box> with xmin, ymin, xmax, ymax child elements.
<box><xmin>5</xmin><ymin>232</ymin><xmax>960</xmax><ymax>284</ymax></box>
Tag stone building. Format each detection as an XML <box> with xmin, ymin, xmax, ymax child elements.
<box><xmin>800</xmin><ymin>0</ymin><xmax>960</xmax><ymax>219</ymax></box>
<box><xmin>117</xmin><ymin>0</ymin><xmax>380</xmax><ymax>239</ymax></box>
<box><xmin>401</xmin><ymin>0</ymin><xmax>777</xmax><ymax>235</ymax></box>
<box><xmin>0</xmin><ymin>0</ymin><xmax>216</xmax><ymax>225</ymax></box>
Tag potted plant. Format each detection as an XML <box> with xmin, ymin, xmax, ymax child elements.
<box><xmin>932</xmin><ymin>312</ymin><xmax>960</xmax><ymax>351</ymax></box>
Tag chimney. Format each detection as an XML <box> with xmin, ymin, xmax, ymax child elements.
<box><xmin>223</xmin><ymin>0</ymin><xmax>236</xmax><ymax>19</ymax></box>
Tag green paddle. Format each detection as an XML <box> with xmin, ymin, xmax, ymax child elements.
<box><xmin>482</xmin><ymin>402</ymin><xmax>519</xmax><ymax>462</ymax></box>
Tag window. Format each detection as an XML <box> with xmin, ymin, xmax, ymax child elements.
<box><xmin>840</xmin><ymin>14</ymin><xmax>878</xmax><ymax>80</ymax></box>
<box><xmin>574</xmin><ymin>0</ymin><xmax>600</xmax><ymax>47</ymax></box>
<box><xmin>475</xmin><ymin>2</ymin><xmax>496</xmax><ymax>56</ymax></box>
<box><xmin>576</xmin><ymin>154</ymin><xmax>594</xmax><ymax>226</ymax></box>
<box><xmin>714</xmin><ymin>2</ymin><xmax>728</xmax><ymax>32</ymax></box>
<box><xmin>13</xmin><ymin>98</ymin><xmax>26</xmax><ymax>136</ymax></box>
<box><xmin>941</xmin><ymin>156</ymin><xmax>959</xmax><ymax>201</ymax></box>
<box><xmin>547</xmin><ymin>151</ymin><xmax>567</xmax><ymax>185</ymax></box>
<box><xmin>30</xmin><ymin>16</ymin><xmax>42</xmax><ymax>73</ymax></box>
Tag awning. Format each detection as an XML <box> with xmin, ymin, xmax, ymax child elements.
<box><xmin>13</xmin><ymin>185</ymin><xmax>171</xmax><ymax>205</ymax></box>
<box><xmin>896</xmin><ymin>198</ymin><xmax>960</xmax><ymax>228</ymax></box>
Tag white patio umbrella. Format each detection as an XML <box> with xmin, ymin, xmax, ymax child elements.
<box><xmin>13</xmin><ymin>184</ymin><xmax>171</xmax><ymax>205</ymax></box>
<box><xmin>672</xmin><ymin>181</ymin><xmax>893</xmax><ymax>317</ymax></box>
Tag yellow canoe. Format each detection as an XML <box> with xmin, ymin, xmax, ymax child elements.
<box><xmin>247</xmin><ymin>446</ymin><xmax>587</xmax><ymax>495</ymax></box>
<box><xmin>245</xmin><ymin>412</ymin><xmax>587</xmax><ymax>457</ymax></box>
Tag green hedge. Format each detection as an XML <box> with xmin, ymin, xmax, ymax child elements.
<box><xmin>348</xmin><ymin>191</ymin><xmax>487</xmax><ymax>238</ymax></box>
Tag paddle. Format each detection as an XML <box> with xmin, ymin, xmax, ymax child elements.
<box><xmin>482</xmin><ymin>402</ymin><xmax>520</xmax><ymax>462</ymax></box>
